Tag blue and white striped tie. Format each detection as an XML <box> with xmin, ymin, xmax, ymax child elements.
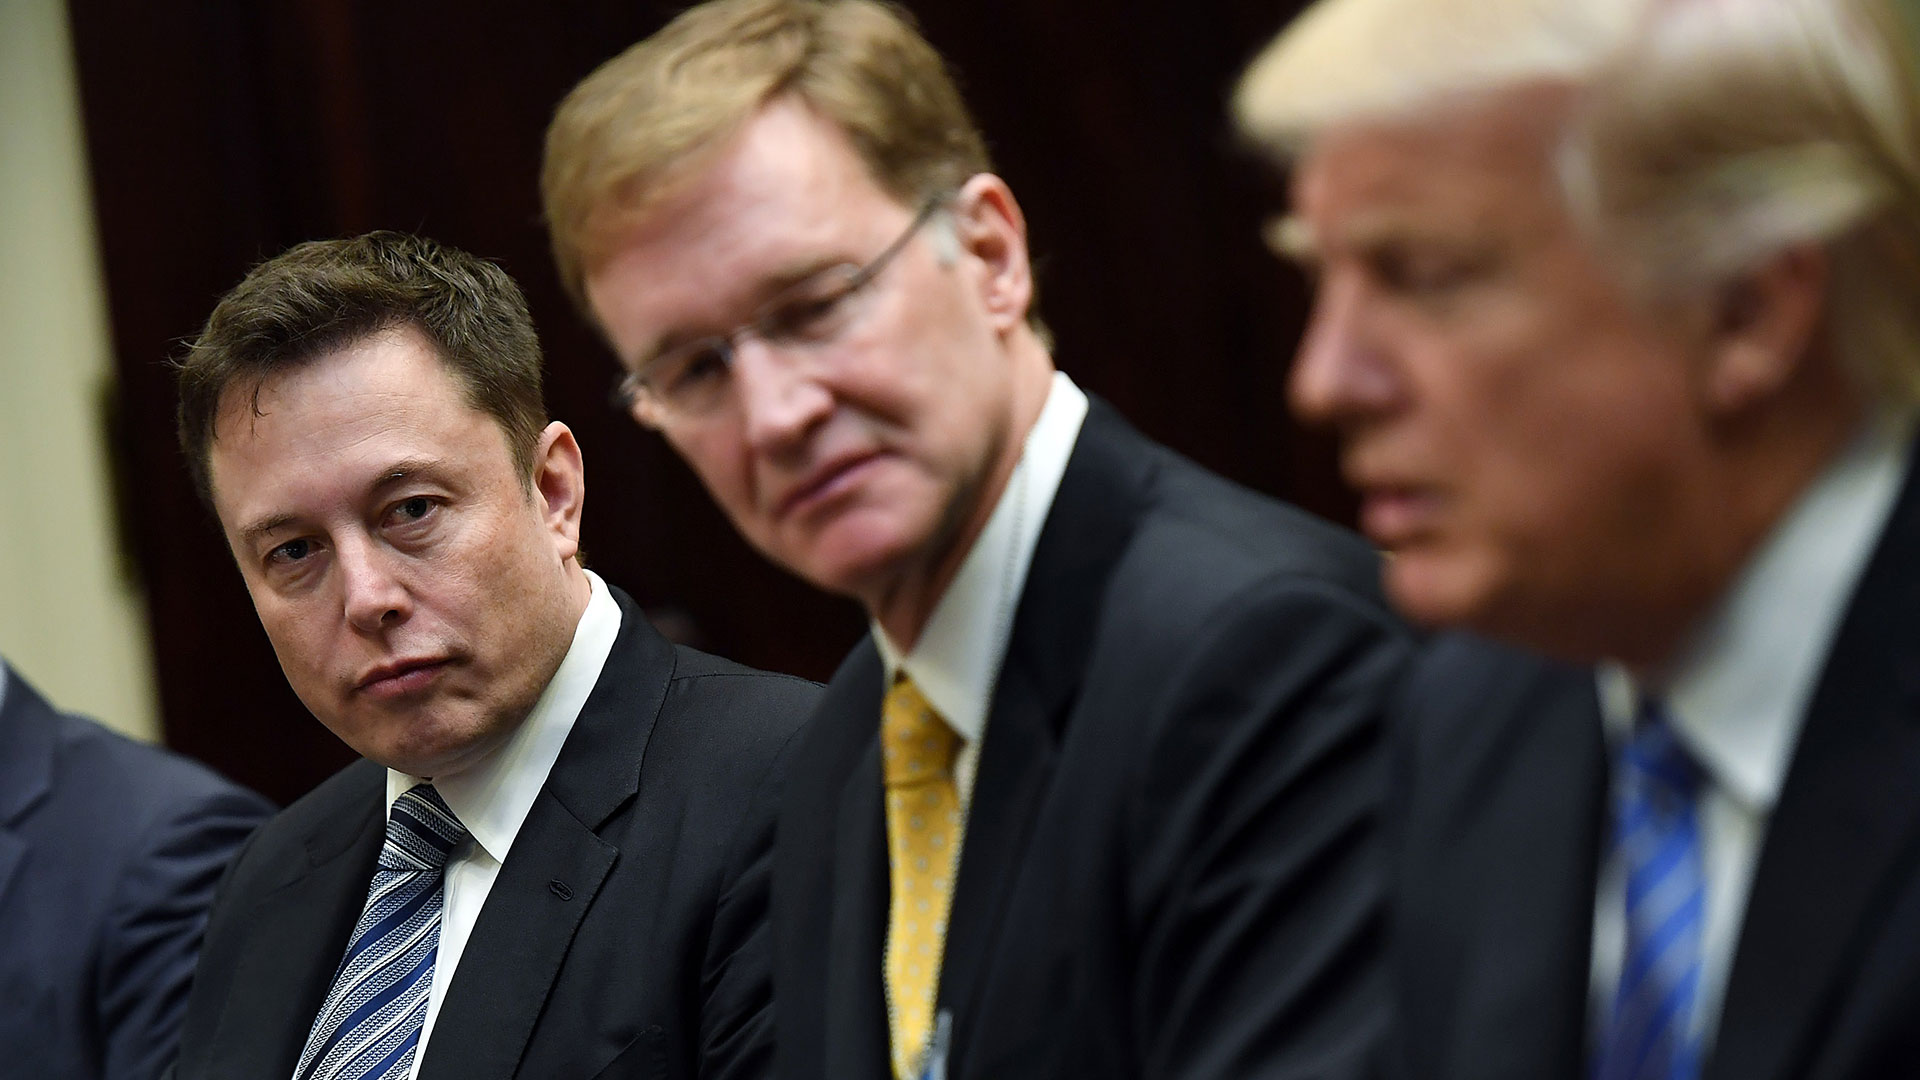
<box><xmin>293</xmin><ymin>783</ymin><xmax>468</xmax><ymax>1080</ymax></box>
<box><xmin>1596</xmin><ymin>703</ymin><xmax>1706</xmax><ymax>1080</ymax></box>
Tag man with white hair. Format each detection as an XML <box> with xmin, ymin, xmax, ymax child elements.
<box><xmin>1238</xmin><ymin>0</ymin><xmax>1920</xmax><ymax>1078</ymax></box>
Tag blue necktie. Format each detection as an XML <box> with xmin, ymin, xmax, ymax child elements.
<box><xmin>293</xmin><ymin>784</ymin><xmax>469</xmax><ymax>1080</ymax></box>
<box><xmin>1596</xmin><ymin>703</ymin><xmax>1707</xmax><ymax>1080</ymax></box>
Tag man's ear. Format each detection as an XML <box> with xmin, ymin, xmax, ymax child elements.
<box><xmin>1702</xmin><ymin>245</ymin><xmax>1829</xmax><ymax>414</ymax></box>
<box><xmin>530</xmin><ymin>421</ymin><xmax>586</xmax><ymax>562</ymax></box>
<box><xmin>950</xmin><ymin>173</ymin><xmax>1034</xmax><ymax>333</ymax></box>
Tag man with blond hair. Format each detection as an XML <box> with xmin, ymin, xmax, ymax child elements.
<box><xmin>1238</xmin><ymin>0</ymin><xmax>1920</xmax><ymax>1077</ymax></box>
<box><xmin>545</xmin><ymin>1</ymin><xmax>1413</xmax><ymax>1076</ymax></box>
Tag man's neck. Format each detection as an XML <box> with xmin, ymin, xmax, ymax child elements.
<box><xmin>871</xmin><ymin>344</ymin><xmax>1056</xmax><ymax>652</ymax></box>
<box><xmin>1623</xmin><ymin>384</ymin><xmax>1869</xmax><ymax>678</ymax></box>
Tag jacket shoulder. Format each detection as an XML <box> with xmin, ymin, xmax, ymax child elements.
<box><xmin>640</xmin><ymin>646</ymin><xmax>821</xmax><ymax>785</ymax></box>
<box><xmin>219</xmin><ymin>760</ymin><xmax>382</xmax><ymax>890</ymax></box>
<box><xmin>49</xmin><ymin>713</ymin><xmax>273</xmax><ymax>833</ymax></box>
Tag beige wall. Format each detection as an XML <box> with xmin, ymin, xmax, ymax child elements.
<box><xmin>0</xmin><ymin>0</ymin><xmax>160</xmax><ymax>740</ymax></box>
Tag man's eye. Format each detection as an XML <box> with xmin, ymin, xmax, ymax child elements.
<box><xmin>762</xmin><ymin>293</ymin><xmax>846</xmax><ymax>339</ymax></box>
<box><xmin>1375</xmin><ymin>247</ymin><xmax>1493</xmax><ymax>297</ymax></box>
<box><xmin>660</xmin><ymin>345</ymin><xmax>731</xmax><ymax>393</ymax></box>
<box><xmin>389</xmin><ymin>496</ymin><xmax>435</xmax><ymax>526</ymax></box>
<box><xmin>269</xmin><ymin>538</ymin><xmax>313</xmax><ymax>564</ymax></box>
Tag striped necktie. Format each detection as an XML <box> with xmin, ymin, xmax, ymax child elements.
<box><xmin>1595</xmin><ymin>702</ymin><xmax>1707</xmax><ymax>1080</ymax></box>
<box><xmin>881</xmin><ymin>675</ymin><xmax>962</xmax><ymax>1080</ymax></box>
<box><xmin>294</xmin><ymin>783</ymin><xmax>469</xmax><ymax>1080</ymax></box>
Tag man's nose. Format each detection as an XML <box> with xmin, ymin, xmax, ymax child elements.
<box><xmin>733</xmin><ymin>338</ymin><xmax>834</xmax><ymax>455</ymax></box>
<box><xmin>338</xmin><ymin>536</ymin><xmax>411</xmax><ymax>634</ymax></box>
<box><xmin>1289</xmin><ymin>277</ymin><xmax>1404</xmax><ymax>429</ymax></box>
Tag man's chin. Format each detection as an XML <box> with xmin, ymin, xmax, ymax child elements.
<box><xmin>1382</xmin><ymin>550</ymin><xmax>1500</xmax><ymax>635</ymax></box>
<box><xmin>345</xmin><ymin>717</ymin><xmax>504</xmax><ymax>779</ymax></box>
<box><xmin>776</xmin><ymin>527</ymin><xmax>920</xmax><ymax>604</ymax></box>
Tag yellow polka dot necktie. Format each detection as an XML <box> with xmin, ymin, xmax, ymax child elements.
<box><xmin>881</xmin><ymin>675</ymin><xmax>962</xmax><ymax>1079</ymax></box>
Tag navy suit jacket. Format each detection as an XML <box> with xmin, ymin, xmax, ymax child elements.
<box><xmin>0</xmin><ymin>664</ymin><xmax>272</xmax><ymax>1080</ymax></box>
<box><xmin>1386</xmin><ymin>437</ymin><xmax>1920</xmax><ymax>1080</ymax></box>
<box><xmin>171</xmin><ymin>586</ymin><xmax>818</xmax><ymax>1080</ymax></box>
<box><xmin>774</xmin><ymin>401</ymin><xmax>1415</xmax><ymax>1079</ymax></box>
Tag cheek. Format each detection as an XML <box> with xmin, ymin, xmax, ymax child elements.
<box><xmin>670</xmin><ymin>429</ymin><xmax>756</xmax><ymax>512</ymax></box>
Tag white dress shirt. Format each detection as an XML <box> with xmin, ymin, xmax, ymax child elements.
<box><xmin>873</xmin><ymin>370</ymin><xmax>1089</xmax><ymax>811</ymax></box>
<box><xmin>1589</xmin><ymin>411</ymin><xmax>1915</xmax><ymax>1051</ymax></box>
<box><xmin>383</xmin><ymin>569</ymin><xmax>621</xmax><ymax>1080</ymax></box>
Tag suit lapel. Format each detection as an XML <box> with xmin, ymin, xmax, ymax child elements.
<box><xmin>823</xmin><ymin>730</ymin><xmax>893</xmax><ymax>1080</ymax></box>
<box><xmin>0</xmin><ymin>667</ymin><xmax>56</xmax><ymax>907</ymax></box>
<box><xmin>1429</xmin><ymin>656</ymin><xmax>1607</xmax><ymax>1080</ymax></box>
<box><xmin>418</xmin><ymin>587</ymin><xmax>676</xmax><ymax>1080</ymax></box>
<box><xmin>414</xmin><ymin>792</ymin><xmax>618</xmax><ymax>1079</ymax></box>
<box><xmin>939</xmin><ymin>401</ymin><xmax>1146</xmax><ymax>1064</ymax></box>
<box><xmin>1707</xmin><ymin>444</ymin><xmax>1920</xmax><ymax>1080</ymax></box>
<box><xmin>208</xmin><ymin>788</ymin><xmax>385</xmax><ymax>1080</ymax></box>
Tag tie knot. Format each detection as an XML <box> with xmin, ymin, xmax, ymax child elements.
<box><xmin>381</xmin><ymin>784</ymin><xmax>469</xmax><ymax>872</ymax></box>
<box><xmin>881</xmin><ymin>676</ymin><xmax>960</xmax><ymax>788</ymax></box>
<box><xmin>1619</xmin><ymin>702</ymin><xmax>1703</xmax><ymax>807</ymax></box>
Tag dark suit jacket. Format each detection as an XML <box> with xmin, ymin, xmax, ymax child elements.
<box><xmin>1386</xmin><ymin>440</ymin><xmax>1920</xmax><ymax>1080</ymax></box>
<box><xmin>170</xmin><ymin>587</ymin><xmax>819</xmax><ymax>1080</ymax></box>
<box><xmin>773</xmin><ymin>401</ymin><xmax>1415</xmax><ymax>1080</ymax></box>
<box><xmin>0</xmin><ymin>664</ymin><xmax>272</xmax><ymax>1080</ymax></box>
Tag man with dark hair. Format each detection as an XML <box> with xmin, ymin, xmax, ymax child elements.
<box><xmin>545</xmin><ymin>3</ymin><xmax>1413</xmax><ymax>1077</ymax></box>
<box><xmin>0</xmin><ymin>659</ymin><xmax>269</xmax><ymax>1080</ymax></box>
<box><xmin>169</xmin><ymin>230</ymin><xmax>819</xmax><ymax>1080</ymax></box>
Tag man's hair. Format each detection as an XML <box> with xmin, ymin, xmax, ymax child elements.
<box><xmin>1563</xmin><ymin>0</ymin><xmax>1920</xmax><ymax>407</ymax></box>
<box><xmin>541</xmin><ymin>0</ymin><xmax>991</xmax><ymax>307</ymax></box>
<box><xmin>1235</xmin><ymin>0</ymin><xmax>1920</xmax><ymax>408</ymax></box>
<box><xmin>1232</xmin><ymin>0</ymin><xmax>1649</xmax><ymax>156</ymax></box>
<box><xmin>176</xmin><ymin>230</ymin><xmax>549</xmax><ymax>504</ymax></box>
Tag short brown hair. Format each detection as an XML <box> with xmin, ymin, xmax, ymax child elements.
<box><xmin>542</xmin><ymin>0</ymin><xmax>992</xmax><ymax>306</ymax></box>
<box><xmin>176</xmin><ymin>230</ymin><xmax>548</xmax><ymax>504</ymax></box>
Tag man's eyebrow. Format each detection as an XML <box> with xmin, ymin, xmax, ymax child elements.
<box><xmin>238</xmin><ymin>513</ymin><xmax>299</xmax><ymax>548</ymax></box>
<box><xmin>1264</xmin><ymin>214</ymin><xmax>1318</xmax><ymax>263</ymax></box>
<box><xmin>369</xmin><ymin>459</ymin><xmax>451</xmax><ymax>495</ymax></box>
<box><xmin>642</xmin><ymin>256</ymin><xmax>848</xmax><ymax>365</ymax></box>
<box><xmin>235</xmin><ymin>459</ymin><xmax>449</xmax><ymax>549</ymax></box>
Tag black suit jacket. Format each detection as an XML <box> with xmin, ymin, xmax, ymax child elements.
<box><xmin>773</xmin><ymin>401</ymin><xmax>1415</xmax><ymax>1079</ymax></box>
<box><xmin>0</xmin><ymin>664</ymin><xmax>272</xmax><ymax>1080</ymax></box>
<box><xmin>171</xmin><ymin>587</ymin><xmax>819</xmax><ymax>1080</ymax></box>
<box><xmin>1387</xmin><ymin>440</ymin><xmax>1920</xmax><ymax>1080</ymax></box>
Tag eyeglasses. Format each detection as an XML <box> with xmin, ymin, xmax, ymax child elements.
<box><xmin>611</xmin><ymin>194</ymin><xmax>948</xmax><ymax>424</ymax></box>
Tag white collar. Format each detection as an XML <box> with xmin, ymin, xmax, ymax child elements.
<box><xmin>386</xmin><ymin>569</ymin><xmax>622</xmax><ymax>861</ymax></box>
<box><xmin>874</xmin><ymin>371</ymin><xmax>1089</xmax><ymax>744</ymax></box>
<box><xmin>1599</xmin><ymin>412</ymin><xmax>1915</xmax><ymax>810</ymax></box>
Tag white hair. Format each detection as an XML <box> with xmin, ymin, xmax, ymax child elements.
<box><xmin>1232</xmin><ymin>0</ymin><xmax>1647</xmax><ymax>155</ymax></box>
<box><xmin>1562</xmin><ymin>0</ymin><xmax>1920</xmax><ymax>406</ymax></box>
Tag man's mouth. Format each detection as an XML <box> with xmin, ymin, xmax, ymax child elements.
<box><xmin>355</xmin><ymin>657</ymin><xmax>452</xmax><ymax>700</ymax></box>
<box><xmin>776</xmin><ymin>450</ymin><xmax>883</xmax><ymax>518</ymax></box>
<box><xmin>1357</xmin><ymin>486</ymin><xmax>1443</xmax><ymax>548</ymax></box>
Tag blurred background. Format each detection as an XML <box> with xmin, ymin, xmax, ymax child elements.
<box><xmin>1</xmin><ymin>0</ymin><xmax>1334</xmax><ymax>806</ymax></box>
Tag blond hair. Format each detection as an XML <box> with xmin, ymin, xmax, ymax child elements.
<box><xmin>543</xmin><ymin>0</ymin><xmax>989</xmax><ymax>307</ymax></box>
<box><xmin>1232</xmin><ymin>0</ymin><xmax>1646</xmax><ymax>156</ymax></box>
<box><xmin>1563</xmin><ymin>0</ymin><xmax>1920</xmax><ymax>406</ymax></box>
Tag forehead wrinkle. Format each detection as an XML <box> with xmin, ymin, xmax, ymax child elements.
<box><xmin>233</xmin><ymin>455</ymin><xmax>454</xmax><ymax>550</ymax></box>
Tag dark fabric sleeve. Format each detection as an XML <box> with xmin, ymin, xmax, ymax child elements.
<box><xmin>95</xmin><ymin>783</ymin><xmax>274</xmax><ymax>1080</ymax></box>
<box><xmin>699</xmin><ymin>716</ymin><xmax>810</xmax><ymax>1080</ymax></box>
<box><xmin>1126</xmin><ymin>578</ymin><xmax>1410</xmax><ymax>1080</ymax></box>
